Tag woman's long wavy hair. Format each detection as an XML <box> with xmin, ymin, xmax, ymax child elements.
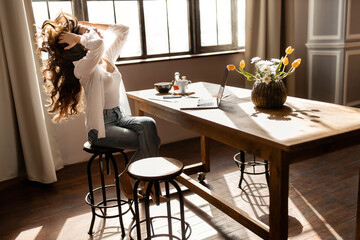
<box><xmin>36</xmin><ymin>12</ymin><xmax>87</xmax><ymax>122</ymax></box>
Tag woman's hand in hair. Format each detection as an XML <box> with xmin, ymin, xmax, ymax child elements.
<box><xmin>58</xmin><ymin>32</ymin><xmax>81</xmax><ymax>50</ymax></box>
<box><xmin>78</xmin><ymin>23</ymin><xmax>103</xmax><ymax>39</ymax></box>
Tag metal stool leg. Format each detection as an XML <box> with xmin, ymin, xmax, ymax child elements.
<box><xmin>109</xmin><ymin>153</ymin><xmax>126</xmax><ymax>238</ymax></box>
<box><xmin>99</xmin><ymin>154</ymin><xmax>108</xmax><ymax>215</ymax></box>
<box><xmin>238</xmin><ymin>151</ymin><xmax>246</xmax><ymax>189</ymax></box>
<box><xmin>165</xmin><ymin>181</ymin><xmax>173</xmax><ymax>239</ymax></box>
<box><xmin>265</xmin><ymin>160</ymin><xmax>270</xmax><ymax>187</ymax></box>
<box><xmin>145</xmin><ymin>181</ymin><xmax>154</xmax><ymax>239</ymax></box>
<box><xmin>119</xmin><ymin>151</ymin><xmax>129</xmax><ymax>166</ymax></box>
<box><xmin>133</xmin><ymin>180</ymin><xmax>142</xmax><ymax>240</ymax></box>
<box><xmin>87</xmin><ymin>153</ymin><xmax>98</xmax><ymax>235</ymax></box>
<box><xmin>170</xmin><ymin>179</ymin><xmax>186</xmax><ymax>239</ymax></box>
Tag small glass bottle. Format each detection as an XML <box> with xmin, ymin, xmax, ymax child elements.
<box><xmin>173</xmin><ymin>72</ymin><xmax>180</xmax><ymax>91</ymax></box>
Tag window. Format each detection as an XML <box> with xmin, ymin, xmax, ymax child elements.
<box><xmin>32</xmin><ymin>0</ymin><xmax>245</xmax><ymax>61</ymax></box>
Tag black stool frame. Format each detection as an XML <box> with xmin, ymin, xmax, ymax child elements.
<box><xmin>84</xmin><ymin>148</ymin><xmax>132</xmax><ymax>237</ymax></box>
<box><xmin>130</xmin><ymin>179</ymin><xmax>191</xmax><ymax>240</ymax></box>
<box><xmin>234</xmin><ymin>151</ymin><xmax>270</xmax><ymax>189</ymax></box>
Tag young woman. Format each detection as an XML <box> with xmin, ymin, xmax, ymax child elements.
<box><xmin>37</xmin><ymin>12</ymin><xmax>160</xmax><ymax>199</ymax></box>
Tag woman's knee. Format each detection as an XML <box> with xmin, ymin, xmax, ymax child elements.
<box><xmin>139</xmin><ymin>116</ymin><xmax>157</xmax><ymax>129</ymax></box>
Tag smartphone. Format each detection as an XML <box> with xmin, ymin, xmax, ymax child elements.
<box><xmin>163</xmin><ymin>95</ymin><xmax>182</xmax><ymax>99</ymax></box>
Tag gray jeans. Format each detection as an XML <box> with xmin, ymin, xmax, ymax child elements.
<box><xmin>88</xmin><ymin>106</ymin><xmax>160</xmax><ymax>164</ymax></box>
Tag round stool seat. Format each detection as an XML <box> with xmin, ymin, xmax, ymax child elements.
<box><xmin>128</xmin><ymin>157</ymin><xmax>183</xmax><ymax>181</ymax></box>
<box><xmin>128</xmin><ymin>157</ymin><xmax>190</xmax><ymax>240</ymax></box>
<box><xmin>83</xmin><ymin>141</ymin><xmax>123</xmax><ymax>154</ymax></box>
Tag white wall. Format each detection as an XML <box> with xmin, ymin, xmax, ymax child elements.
<box><xmin>56</xmin><ymin>52</ymin><xmax>245</xmax><ymax>165</ymax></box>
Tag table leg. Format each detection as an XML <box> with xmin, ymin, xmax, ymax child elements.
<box><xmin>269</xmin><ymin>149</ymin><xmax>289</xmax><ymax>240</ymax></box>
<box><xmin>134</xmin><ymin>102</ymin><xmax>144</xmax><ymax>116</ymax></box>
<box><xmin>201</xmin><ymin>135</ymin><xmax>210</xmax><ymax>172</ymax></box>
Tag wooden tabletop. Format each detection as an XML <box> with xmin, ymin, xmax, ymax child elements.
<box><xmin>128</xmin><ymin>81</ymin><xmax>360</xmax><ymax>155</ymax></box>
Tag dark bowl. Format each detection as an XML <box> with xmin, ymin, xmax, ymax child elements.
<box><xmin>154</xmin><ymin>82</ymin><xmax>172</xmax><ymax>93</ymax></box>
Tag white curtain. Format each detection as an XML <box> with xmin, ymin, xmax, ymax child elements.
<box><xmin>0</xmin><ymin>0</ymin><xmax>63</xmax><ymax>183</ymax></box>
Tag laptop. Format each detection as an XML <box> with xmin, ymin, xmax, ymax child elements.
<box><xmin>180</xmin><ymin>68</ymin><xmax>229</xmax><ymax>110</ymax></box>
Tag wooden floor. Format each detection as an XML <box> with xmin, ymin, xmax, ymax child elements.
<box><xmin>0</xmin><ymin>138</ymin><xmax>359</xmax><ymax>240</ymax></box>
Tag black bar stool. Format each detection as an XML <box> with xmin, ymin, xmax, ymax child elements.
<box><xmin>83</xmin><ymin>141</ymin><xmax>133</xmax><ymax>237</ymax></box>
<box><xmin>234</xmin><ymin>151</ymin><xmax>270</xmax><ymax>189</ymax></box>
<box><xmin>128</xmin><ymin>157</ymin><xmax>191</xmax><ymax>240</ymax></box>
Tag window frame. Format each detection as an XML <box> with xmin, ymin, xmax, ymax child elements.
<box><xmin>32</xmin><ymin>0</ymin><xmax>243</xmax><ymax>62</ymax></box>
<box><xmin>193</xmin><ymin>0</ymin><xmax>239</xmax><ymax>54</ymax></box>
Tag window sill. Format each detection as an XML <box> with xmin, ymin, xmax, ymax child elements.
<box><xmin>115</xmin><ymin>49</ymin><xmax>244</xmax><ymax>66</ymax></box>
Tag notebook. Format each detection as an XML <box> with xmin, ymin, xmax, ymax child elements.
<box><xmin>180</xmin><ymin>68</ymin><xmax>229</xmax><ymax>110</ymax></box>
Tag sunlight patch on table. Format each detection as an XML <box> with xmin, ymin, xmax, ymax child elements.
<box><xmin>239</xmin><ymin>101</ymin><xmax>327</xmax><ymax>142</ymax></box>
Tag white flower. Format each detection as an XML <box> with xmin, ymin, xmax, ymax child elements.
<box><xmin>251</xmin><ymin>57</ymin><xmax>261</xmax><ymax>64</ymax></box>
<box><xmin>256</xmin><ymin>60</ymin><xmax>273</xmax><ymax>69</ymax></box>
<box><xmin>262</xmin><ymin>76</ymin><xmax>271</xmax><ymax>84</ymax></box>
<box><xmin>271</xmin><ymin>58</ymin><xmax>281</xmax><ymax>64</ymax></box>
<box><xmin>260</xmin><ymin>65</ymin><xmax>271</xmax><ymax>73</ymax></box>
<box><xmin>270</xmin><ymin>65</ymin><xmax>277</xmax><ymax>74</ymax></box>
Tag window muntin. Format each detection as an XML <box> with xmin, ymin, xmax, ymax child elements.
<box><xmin>143</xmin><ymin>0</ymin><xmax>170</xmax><ymax>55</ymax></box>
<box><xmin>143</xmin><ymin>0</ymin><xmax>189</xmax><ymax>55</ymax></box>
<box><xmin>31</xmin><ymin>0</ymin><xmax>244</xmax><ymax>61</ymax></box>
<box><xmin>166</xmin><ymin>0</ymin><xmax>189</xmax><ymax>53</ymax></box>
<box><xmin>199</xmin><ymin>0</ymin><xmax>232</xmax><ymax>47</ymax></box>
<box><xmin>114</xmin><ymin>1</ymin><xmax>142</xmax><ymax>57</ymax></box>
<box><xmin>32</xmin><ymin>0</ymin><xmax>72</xmax><ymax>26</ymax></box>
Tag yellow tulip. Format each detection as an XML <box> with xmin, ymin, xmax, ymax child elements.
<box><xmin>285</xmin><ymin>46</ymin><xmax>294</xmax><ymax>55</ymax></box>
<box><xmin>283</xmin><ymin>57</ymin><xmax>289</xmax><ymax>66</ymax></box>
<box><xmin>291</xmin><ymin>58</ymin><xmax>301</xmax><ymax>68</ymax></box>
<box><xmin>227</xmin><ymin>64</ymin><xmax>236</xmax><ymax>71</ymax></box>
<box><xmin>240</xmin><ymin>60</ymin><xmax>245</xmax><ymax>69</ymax></box>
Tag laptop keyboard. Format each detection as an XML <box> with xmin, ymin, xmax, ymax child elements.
<box><xmin>197</xmin><ymin>98</ymin><xmax>216</xmax><ymax>107</ymax></box>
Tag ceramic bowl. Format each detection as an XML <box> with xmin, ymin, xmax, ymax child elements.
<box><xmin>154</xmin><ymin>82</ymin><xmax>173</xmax><ymax>93</ymax></box>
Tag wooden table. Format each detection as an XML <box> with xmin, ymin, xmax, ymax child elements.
<box><xmin>127</xmin><ymin>82</ymin><xmax>360</xmax><ymax>239</ymax></box>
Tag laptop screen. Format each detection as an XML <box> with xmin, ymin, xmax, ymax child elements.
<box><xmin>216</xmin><ymin>67</ymin><xmax>230</xmax><ymax>104</ymax></box>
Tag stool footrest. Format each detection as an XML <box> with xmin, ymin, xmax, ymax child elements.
<box><xmin>129</xmin><ymin>216</ymin><xmax>191</xmax><ymax>240</ymax></box>
<box><xmin>85</xmin><ymin>184</ymin><xmax>133</xmax><ymax>218</ymax></box>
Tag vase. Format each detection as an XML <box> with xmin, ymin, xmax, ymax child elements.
<box><xmin>251</xmin><ymin>80</ymin><xmax>287</xmax><ymax>108</ymax></box>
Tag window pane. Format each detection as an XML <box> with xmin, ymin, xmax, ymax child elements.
<box><xmin>167</xmin><ymin>0</ymin><xmax>189</xmax><ymax>53</ymax></box>
<box><xmin>115</xmin><ymin>1</ymin><xmax>141</xmax><ymax>57</ymax></box>
<box><xmin>199</xmin><ymin>0</ymin><xmax>217</xmax><ymax>46</ymax></box>
<box><xmin>48</xmin><ymin>1</ymin><xmax>72</xmax><ymax>19</ymax></box>
<box><xmin>144</xmin><ymin>0</ymin><xmax>169</xmax><ymax>55</ymax></box>
<box><xmin>88</xmin><ymin>1</ymin><xmax>115</xmax><ymax>24</ymax></box>
<box><xmin>32</xmin><ymin>2</ymin><xmax>49</xmax><ymax>26</ymax></box>
<box><xmin>217</xmin><ymin>0</ymin><xmax>232</xmax><ymax>45</ymax></box>
<box><xmin>237</xmin><ymin>0</ymin><xmax>245</xmax><ymax>47</ymax></box>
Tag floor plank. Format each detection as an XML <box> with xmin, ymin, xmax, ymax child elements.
<box><xmin>0</xmin><ymin>137</ymin><xmax>359</xmax><ymax>240</ymax></box>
